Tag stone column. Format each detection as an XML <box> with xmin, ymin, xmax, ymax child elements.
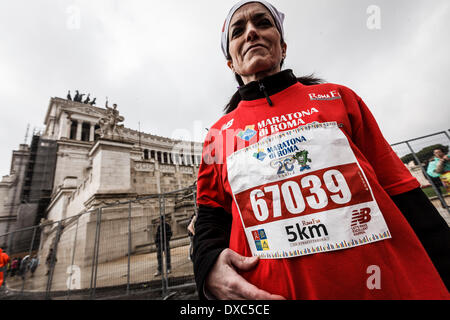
<box><xmin>76</xmin><ymin>121</ymin><xmax>82</xmax><ymax>141</ymax></box>
<box><xmin>175</xmin><ymin>164</ymin><xmax>182</xmax><ymax>190</ymax></box>
<box><xmin>66</xmin><ymin>118</ymin><xmax>72</xmax><ymax>139</ymax></box>
<box><xmin>47</xmin><ymin>118</ymin><xmax>55</xmax><ymax>138</ymax></box>
<box><xmin>155</xmin><ymin>159</ymin><xmax>161</xmax><ymax>194</ymax></box>
<box><xmin>89</xmin><ymin>123</ymin><xmax>95</xmax><ymax>142</ymax></box>
<box><xmin>58</xmin><ymin>113</ymin><xmax>67</xmax><ymax>139</ymax></box>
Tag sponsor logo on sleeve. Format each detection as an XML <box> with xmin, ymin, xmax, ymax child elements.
<box><xmin>309</xmin><ymin>90</ymin><xmax>341</xmax><ymax>101</ymax></box>
<box><xmin>221</xmin><ymin>118</ymin><xmax>234</xmax><ymax>131</ymax></box>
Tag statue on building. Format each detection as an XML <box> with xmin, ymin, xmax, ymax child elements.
<box><xmin>96</xmin><ymin>103</ymin><xmax>125</xmax><ymax>140</ymax></box>
<box><xmin>89</xmin><ymin>98</ymin><xmax>97</xmax><ymax>106</ymax></box>
<box><xmin>74</xmin><ymin>90</ymin><xmax>80</xmax><ymax>102</ymax></box>
<box><xmin>83</xmin><ymin>94</ymin><xmax>91</xmax><ymax>104</ymax></box>
<box><xmin>67</xmin><ymin>90</ymin><xmax>72</xmax><ymax>101</ymax></box>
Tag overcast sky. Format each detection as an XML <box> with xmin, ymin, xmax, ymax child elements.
<box><xmin>0</xmin><ymin>0</ymin><xmax>449</xmax><ymax>176</ymax></box>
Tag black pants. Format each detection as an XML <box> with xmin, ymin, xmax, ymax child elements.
<box><xmin>156</xmin><ymin>243</ymin><xmax>171</xmax><ymax>272</ymax></box>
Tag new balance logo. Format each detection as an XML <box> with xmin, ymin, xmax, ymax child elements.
<box><xmin>351</xmin><ymin>208</ymin><xmax>371</xmax><ymax>236</ymax></box>
<box><xmin>351</xmin><ymin>208</ymin><xmax>371</xmax><ymax>226</ymax></box>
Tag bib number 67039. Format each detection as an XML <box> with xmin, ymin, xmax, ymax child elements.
<box><xmin>249</xmin><ymin>169</ymin><xmax>351</xmax><ymax>222</ymax></box>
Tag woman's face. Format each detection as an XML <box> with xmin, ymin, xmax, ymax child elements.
<box><xmin>434</xmin><ymin>149</ymin><xmax>445</xmax><ymax>158</ymax></box>
<box><xmin>227</xmin><ymin>2</ymin><xmax>287</xmax><ymax>84</ymax></box>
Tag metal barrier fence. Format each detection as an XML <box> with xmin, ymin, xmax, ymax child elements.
<box><xmin>390</xmin><ymin>130</ymin><xmax>450</xmax><ymax>215</ymax></box>
<box><xmin>0</xmin><ymin>185</ymin><xmax>197</xmax><ymax>300</ymax></box>
<box><xmin>1</xmin><ymin>130</ymin><xmax>449</xmax><ymax>300</ymax></box>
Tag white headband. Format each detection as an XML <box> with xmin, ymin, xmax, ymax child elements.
<box><xmin>221</xmin><ymin>0</ymin><xmax>285</xmax><ymax>59</ymax></box>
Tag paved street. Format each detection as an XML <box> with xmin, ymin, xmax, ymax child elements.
<box><xmin>2</xmin><ymin>243</ymin><xmax>195</xmax><ymax>299</ymax></box>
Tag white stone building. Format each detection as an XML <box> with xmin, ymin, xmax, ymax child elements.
<box><xmin>0</xmin><ymin>96</ymin><xmax>203</xmax><ymax>281</ymax></box>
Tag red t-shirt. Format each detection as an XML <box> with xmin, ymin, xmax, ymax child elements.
<box><xmin>197</xmin><ymin>82</ymin><xmax>449</xmax><ymax>299</ymax></box>
<box><xmin>0</xmin><ymin>249</ymin><xmax>9</xmax><ymax>287</ymax></box>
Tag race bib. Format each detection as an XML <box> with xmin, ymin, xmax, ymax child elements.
<box><xmin>227</xmin><ymin>122</ymin><xmax>391</xmax><ymax>259</ymax></box>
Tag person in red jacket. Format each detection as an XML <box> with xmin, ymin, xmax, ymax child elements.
<box><xmin>0</xmin><ymin>248</ymin><xmax>10</xmax><ymax>290</ymax></box>
<box><xmin>193</xmin><ymin>0</ymin><xmax>450</xmax><ymax>300</ymax></box>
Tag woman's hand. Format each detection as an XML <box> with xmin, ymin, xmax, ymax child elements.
<box><xmin>205</xmin><ymin>248</ymin><xmax>286</xmax><ymax>300</ymax></box>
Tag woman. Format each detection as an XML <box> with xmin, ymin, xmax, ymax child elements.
<box><xmin>193</xmin><ymin>0</ymin><xmax>450</xmax><ymax>300</ymax></box>
<box><xmin>427</xmin><ymin>148</ymin><xmax>450</xmax><ymax>195</ymax></box>
<box><xmin>0</xmin><ymin>248</ymin><xmax>10</xmax><ymax>290</ymax></box>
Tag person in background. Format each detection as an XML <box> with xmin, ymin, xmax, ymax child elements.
<box><xmin>29</xmin><ymin>256</ymin><xmax>39</xmax><ymax>277</ymax></box>
<box><xmin>427</xmin><ymin>148</ymin><xmax>450</xmax><ymax>195</ymax></box>
<box><xmin>6</xmin><ymin>259</ymin><xmax>11</xmax><ymax>277</ymax></box>
<box><xmin>154</xmin><ymin>219</ymin><xmax>173</xmax><ymax>276</ymax></box>
<box><xmin>16</xmin><ymin>257</ymin><xmax>22</xmax><ymax>277</ymax></box>
<box><xmin>45</xmin><ymin>248</ymin><xmax>57</xmax><ymax>276</ymax></box>
<box><xmin>187</xmin><ymin>213</ymin><xmax>197</xmax><ymax>261</ymax></box>
<box><xmin>0</xmin><ymin>248</ymin><xmax>10</xmax><ymax>291</ymax></box>
<box><xmin>19</xmin><ymin>255</ymin><xmax>30</xmax><ymax>280</ymax></box>
<box><xmin>10</xmin><ymin>258</ymin><xmax>18</xmax><ymax>277</ymax></box>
